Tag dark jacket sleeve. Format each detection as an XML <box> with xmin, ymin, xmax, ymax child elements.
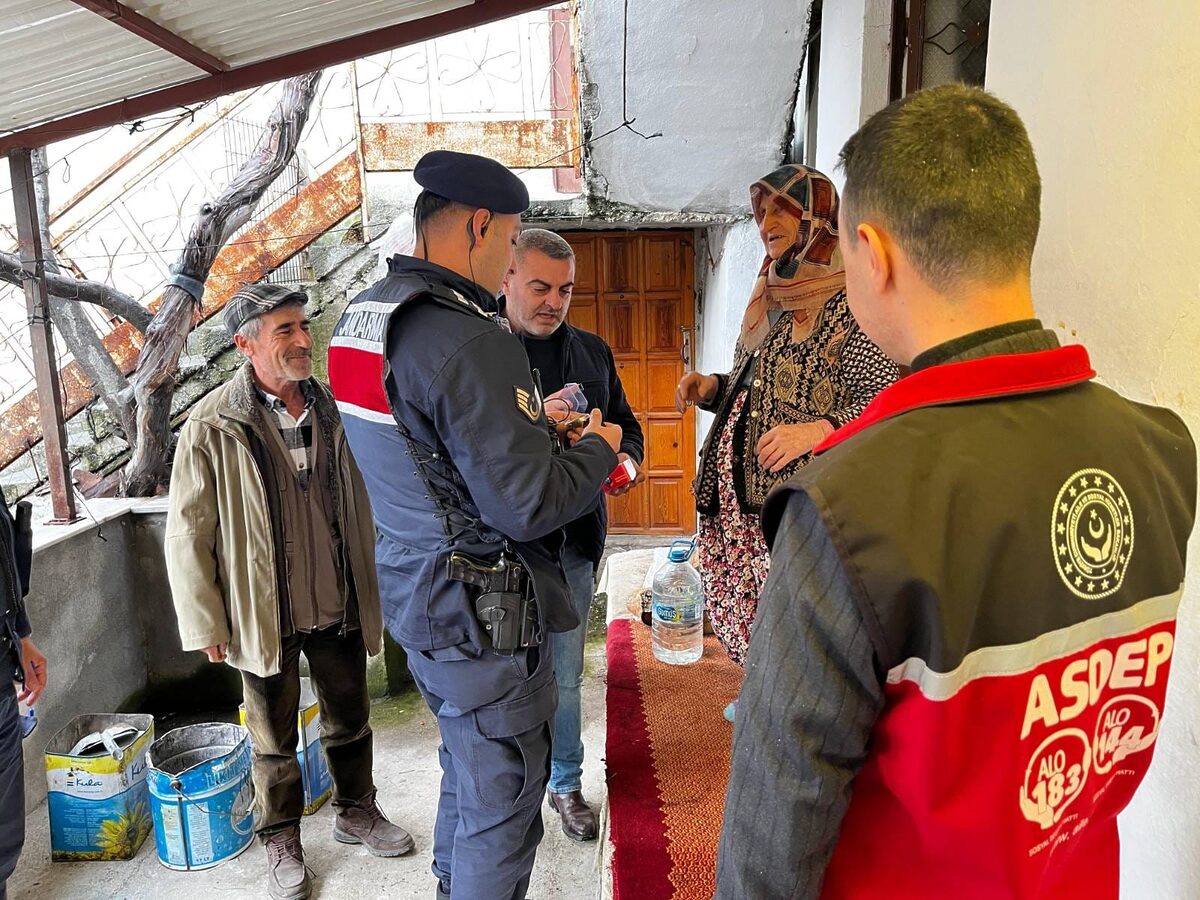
<box><xmin>12</xmin><ymin>496</ymin><xmax>31</xmax><ymax>638</ymax></box>
<box><xmin>423</xmin><ymin>327</ymin><xmax>618</xmax><ymax>543</ymax></box>
<box><xmin>698</xmin><ymin>371</ymin><xmax>731</xmax><ymax>413</ymax></box>
<box><xmin>715</xmin><ymin>491</ymin><xmax>885</xmax><ymax>900</ymax></box>
<box><xmin>604</xmin><ymin>343</ymin><xmax>644</xmax><ymax>464</ymax></box>
<box><xmin>0</xmin><ymin>494</ymin><xmax>33</xmax><ymax>637</ymax></box>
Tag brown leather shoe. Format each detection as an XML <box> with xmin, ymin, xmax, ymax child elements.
<box><xmin>265</xmin><ymin>826</ymin><xmax>311</xmax><ymax>900</ymax></box>
<box><xmin>333</xmin><ymin>790</ymin><xmax>416</xmax><ymax>857</ymax></box>
<box><xmin>547</xmin><ymin>790</ymin><xmax>598</xmax><ymax>842</ymax></box>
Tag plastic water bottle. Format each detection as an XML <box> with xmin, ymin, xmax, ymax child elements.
<box><xmin>651</xmin><ymin>538</ymin><xmax>704</xmax><ymax>665</ymax></box>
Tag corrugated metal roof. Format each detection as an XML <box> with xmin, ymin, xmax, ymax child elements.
<box><xmin>0</xmin><ymin>1</ymin><xmax>198</xmax><ymax>133</ymax></box>
<box><xmin>126</xmin><ymin>0</ymin><xmax>470</xmax><ymax>68</ymax></box>
<box><xmin>0</xmin><ymin>0</ymin><xmax>472</xmax><ymax>137</ymax></box>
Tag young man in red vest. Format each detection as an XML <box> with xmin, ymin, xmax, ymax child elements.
<box><xmin>716</xmin><ymin>84</ymin><xmax>1196</xmax><ymax>899</ymax></box>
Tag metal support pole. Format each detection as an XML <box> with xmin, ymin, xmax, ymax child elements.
<box><xmin>9</xmin><ymin>149</ymin><xmax>79</xmax><ymax>523</ymax></box>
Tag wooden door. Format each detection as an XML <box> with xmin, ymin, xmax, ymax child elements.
<box><xmin>561</xmin><ymin>230</ymin><xmax>696</xmax><ymax>535</ymax></box>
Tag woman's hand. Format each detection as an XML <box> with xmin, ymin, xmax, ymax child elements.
<box><xmin>676</xmin><ymin>373</ymin><xmax>719</xmax><ymax>412</ymax></box>
<box><xmin>755</xmin><ymin>421</ymin><xmax>834</xmax><ymax>473</ymax></box>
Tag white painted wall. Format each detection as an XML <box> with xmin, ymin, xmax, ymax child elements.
<box><xmin>988</xmin><ymin>4</ymin><xmax>1200</xmax><ymax>896</ymax></box>
<box><xmin>579</xmin><ymin>0</ymin><xmax>806</xmax><ymax>214</ymax></box>
<box><xmin>813</xmin><ymin>0</ymin><xmax>892</xmax><ymax>186</ymax></box>
<box><xmin>695</xmin><ymin>220</ymin><xmax>765</xmax><ymax>441</ymax></box>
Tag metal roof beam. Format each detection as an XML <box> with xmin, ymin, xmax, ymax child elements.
<box><xmin>1</xmin><ymin>0</ymin><xmax>552</xmax><ymax>155</ymax></box>
<box><xmin>8</xmin><ymin>150</ymin><xmax>79</xmax><ymax>522</ymax></box>
<box><xmin>69</xmin><ymin>0</ymin><xmax>230</xmax><ymax>75</ymax></box>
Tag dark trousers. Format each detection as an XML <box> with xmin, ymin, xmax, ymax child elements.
<box><xmin>407</xmin><ymin>642</ymin><xmax>556</xmax><ymax>900</ymax></box>
<box><xmin>240</xmin><ymin>626</ymin><xmax>374</xmax><ymax>835</ymax></box>
<box><xmin>0</xmin><ymin>676</ymin><xmax>23</xmax><ymax>900</ymax></box>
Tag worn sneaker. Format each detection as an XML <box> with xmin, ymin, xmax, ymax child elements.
<box><xmin>265</xmin><ymin>826</ymin><xmax>311</xmax><ymax>900</ymax></box>
<box><xmin>333</xmin><ymin>791</ymin><xmax>416</xmax><ymax>857</ymax></box>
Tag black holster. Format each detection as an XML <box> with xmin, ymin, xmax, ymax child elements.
<box><xmin>447</xmin><ymin>552</ymin><xmax>541</xmax><ymax>654</ymax></box>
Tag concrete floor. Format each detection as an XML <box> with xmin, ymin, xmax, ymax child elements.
<box><xmin>9</xmin><ymin>638</ymin><xmax>612</xmax><ymax>900</ymax></box>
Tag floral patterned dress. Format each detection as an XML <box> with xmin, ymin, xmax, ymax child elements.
<box><xmin>696</xmin><ymin>293</ymin><xmax>898</xmax><ymax>667</ymax></box>
<box><xmin>698</xmin><ymin>390</ymin><xmax>770</xmax><ymax>666</ymax></box>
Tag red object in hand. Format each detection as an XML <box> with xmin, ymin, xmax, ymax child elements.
<box><xmin>603</xmin><ymin>457</ymin><xmax>638</xmax><ymax>494</ymax></box>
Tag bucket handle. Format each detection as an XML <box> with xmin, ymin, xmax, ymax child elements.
<box><xmin>169</xmin><ymin>776</ymin><xmax>256</xmax><ymax>829</ymax></box>
<box><xmin>168</xmin><ymin>775</ymin><xmax>256</xmax><ymax>870</ymax></box>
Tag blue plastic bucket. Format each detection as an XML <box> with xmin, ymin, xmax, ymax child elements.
<box><xmin>147</xmin><ymin>723</ymin><xmax>254</xmax><ymax>871</ymax></box>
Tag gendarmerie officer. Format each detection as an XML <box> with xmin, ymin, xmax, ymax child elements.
<box><xmin>328</xmin><ymin>151</ymin><xmax>621</xmax><ymax>900</ymax></box>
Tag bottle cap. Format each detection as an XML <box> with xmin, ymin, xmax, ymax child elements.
<box><xmin>667</xmin><ymin>537</ymin><xmax>694</xmax><ymax>563</ymax></box>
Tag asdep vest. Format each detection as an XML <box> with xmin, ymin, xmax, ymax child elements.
<box><xmin>764</xmin><ymin>346</ymin><xmax>1196</xmax><ymax>899</ymax></box>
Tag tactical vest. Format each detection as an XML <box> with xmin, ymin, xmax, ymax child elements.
<box><xmin>329</xmin><ymin>269</ymin><xmax>501</xmax><ymax>542</ymax></box>
<box><xmin>328</xmin><ymin>264</ymin><xmax>574</xmax><ymax>650</ymax></box>
<box><xmin>764</xmin><ymin>345</ymin><xmax>1196</xmax><ymax>899</ymax></box>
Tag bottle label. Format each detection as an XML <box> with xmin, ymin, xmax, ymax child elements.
<box><xmin>652</xmin><ymin>602</ymin><xmax>680</xmax><ymax>623</ymax></box>
<box><xmin>652</xmin><ymin>600</ymin><xmax>700</xmax><ymax>623</ymax></box>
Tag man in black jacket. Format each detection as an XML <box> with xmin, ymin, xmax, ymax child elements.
<box><xmin>502</xmin><ymin>229</ymin><xmax>645</xmax><ymax>841</ymax></box>
<box><xmin>0</xmin><ymin>493</ymin><xmax>42</xmax><ymax>900</ymax></box>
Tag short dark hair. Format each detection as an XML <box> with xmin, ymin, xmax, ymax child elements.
<box><xmin>413</xmin><ymin>190</ymin><xmax>469</xmax><ymax>235</ymax></box>
<box><xmin>515</xmin><ymin>228</ymin><xmax>574</xmax><ymax>262</ymax></box>
<box><xmin>838</xmin><ymin>84</ymin><xmax>1041</xmax><ymax>291</ymax></box>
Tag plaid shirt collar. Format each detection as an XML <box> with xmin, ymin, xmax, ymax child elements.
<box><xmin>256</xmin><ymin>378</ymin><xmax>317</xmax><ymax>413</ymax></box>
<box><xmin>254</xmin><ymin>379</ymin><xmax>317</xmax><ymax>488</ymax></box>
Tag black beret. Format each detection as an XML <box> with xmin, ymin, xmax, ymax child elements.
<box><xmin>413</xmin><ymin>150</ymin><xmax>530</xmax><ymax>215</ymax></box>
<box><xmin>224</xmin><ymin>283</ymin><xmax>308</xmax><ymax>337</ymax></box>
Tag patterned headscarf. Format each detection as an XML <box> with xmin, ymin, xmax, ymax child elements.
<box><xmin>740</xmin><ymin>165</ymin><xmax>846</xmax><ymax>351</ymax></box>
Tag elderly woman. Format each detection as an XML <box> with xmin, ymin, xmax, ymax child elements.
<box><xmin>677</xmin><ymin>164</ymin><xmax>898</xmax><ymax>670</ymax></box>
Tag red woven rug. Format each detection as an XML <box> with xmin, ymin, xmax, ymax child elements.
<box><xmin>606</xmin><ymin>618</ymin><xmax>743</xmax><ymax>900</ymax></box>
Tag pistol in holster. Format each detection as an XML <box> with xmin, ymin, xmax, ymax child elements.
<box><xmin>447</xmin><ymin>552</ymin><xmax>541</xmax><ymax>654</ymax></box>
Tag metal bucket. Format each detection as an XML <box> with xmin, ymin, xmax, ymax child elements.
<box><xmin>146</xmin><ymin>723</ymin><xmax>254</xmax><ymax>871</ymax></box>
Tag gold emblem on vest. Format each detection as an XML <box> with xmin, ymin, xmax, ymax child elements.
<box><xmin>1051</xmin><ymin>468</ymin><xmax>1134</xmax><ymax>599</ymax></box>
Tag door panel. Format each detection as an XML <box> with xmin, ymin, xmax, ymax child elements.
<box><xmin>563</xmin><ymin>230</ymin><xmax>696</xmax><ymax>535</ymax></box>
<box><xmin>573</xmin><ymin>240</ymin><xmax>598</xmax><ymax>293</ymax></box>
<box><xmin>568</xmin><ymin>294</ymin><xmax>598</xmax><ymax>337</ymax></box>
<box><xmin>602</xmin><ymin>237</ymin><xmax>640</xmax><ymax>292</ymax></box>
<box><xmin>613</xmin><ymin>359</ymin><xmax>643</xmax><ymax>411</ymax></box>
<box><xmin>608</xmin><ymin>481</ymin><xmax>647</xmax><ymax>531</ymax></box>
<box><xmin>646</xmin><ymin>418</ymin><xmax>685</xmax><ymax>471</ymax></box>
<box><xmin>603</xmin><ymin>300</ymin><xmax>639</xmax><ymax>355</ymax></box>
<box><xmin>643</xmin><ymin>236</ymin><xmax>682</xmax><ymax>292</ymax></box>
<box><xmin>645</xmin><ymin>297</ymin><xmax>680</xmax><ymax>353</ymax></box>
<box><xmin>649</xmin><ymin>479</ymin><xmax>685</xmax><ymax>531</ymax></box>
<box><xmin>646</xmin><ymin>359</ymin><xmax>683</xmax><ymax>413</ymax></box>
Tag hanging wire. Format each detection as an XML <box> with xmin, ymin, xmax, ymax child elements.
<box><xmin>517</xmin><ymin>0</ymin><xmax>660</xmax><ymax>174</ymax></box>
<box><xmin>126</xmin><ymin>104</ymin><xmax>202</xmax><ymax>135</ymax></box>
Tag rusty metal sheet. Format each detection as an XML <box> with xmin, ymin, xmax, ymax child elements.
<box><xmin>362</xmin><ymin>119</ymin><xmax>579</xmax><ymax>172</ymax></box>
<box><xmin>199</xmin><ymin>153</ymin><xmax>362</xmax><ymax>318</ymax></box>
<box><xmin>0</xmin><ymin>151</ymin><xmax>361</xmax><ymax>472</ymax></box>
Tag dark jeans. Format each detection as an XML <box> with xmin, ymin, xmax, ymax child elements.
<box><xmin>240</xmin><ymin>626</ymin><xmax>373</xmax><ymax>835</ymax></box>
<box><xmin>0</xmin><ymin>674</ymin><xmax>23</xmax><ymax>900</ymax></box>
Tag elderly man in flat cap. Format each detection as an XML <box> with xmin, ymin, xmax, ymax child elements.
<box><xmin>167</xmin><ymin>282</ymin><xmax>414</xmax><ymax>900</ymax></box>
<box><xmin>329</xmin><ymin>151</ymin><xmax>622</xmax><ymax>899</ymax></box>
